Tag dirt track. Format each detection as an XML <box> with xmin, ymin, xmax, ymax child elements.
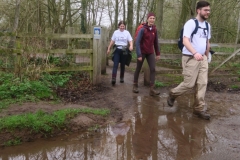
<box><xmin>0</xmin><ymin>62</ymin><xmax>240</xmax><ymax>159</ymax></box>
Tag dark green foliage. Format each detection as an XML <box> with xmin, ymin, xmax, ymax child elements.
<box><xmin>0</xmin><ymin>72</ymin><xmax>71</xmax><ymax>109</ymax></box>
<box><xmin>0</xmin><ymin>108</ymin><xmax>110</xmax><ymax>133</ymax></box>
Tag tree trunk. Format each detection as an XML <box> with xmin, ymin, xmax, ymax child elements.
<box><xmin>67</xmin><ymin>0</ymin><xmax>72</xmax><ymax>27</ymax></box>
<box><xmin>114</xmin><ymin>0</ymin><xmax>119</xmax><ymax>29</ymax></box>
<box><xmin>127</xmin><ymin>0</ymin><xmax>134</xmax><ymax>34</ymax></box>
<box><xmin>176</xmin><ymin>0</ymin><xmax>189</xmax><ymax>37</ymax></box>
<box><xmin>47</xmin><ymin>0</ymin><xmax>52</xmax><ymax>27</ymax></box>
<box><xmin>135</xmin><ymin>0</ymin><xmax>141</xmax><ymax>29</ymax></box>
<box><xmin>190</xmin><ymin>0</ymin><xmax>197</xmax><ymax>17</ymax></box>
<box><xmin>81</xmin><ymin>0</ymin><xmax>87</xmax><ymax>33</ymax></box>
<box><xmin>8</xmin><ymin>0</ymin><xmax>21</xmax><ymax>48</ymax></box>
<box><xmin>107</xmin><ymin>1</ymin><xmax>113</xmax><ymax>26</ymax></box>
<box><xmin>91</xmin><ymin>0</ymin><xmax>96</xmax><ymax>25</ymax></box>
<box><xmin>12</xmin><ymin>0</ymin><xmax>21</xmax><ymax>33</ymax></box>
<box><xmin>150</xmin><ymin>0</ymin><xmax>156</xmax><ymax>12</ymax></box>
<box><xmin>123</xmin><ymin>0</ymin><xmax>126</xmax><ymax>22</ymax></box>
<box><xmin>234</xmin><ymin>4</ymin><xmax>240</xmax><ymax>51</ymax></box>
<box><xmin>62</xmin><ymin>0</ymin><xmax>68</xmax><ymax>31</ymax></box>
<box><xmin>156</xmin><ymin>0</ymin><xmax>164</xmax><ymax>38</ymax></box>
<box><xmin>97</xmin><ymin>0</ymin><xmax>105</xmax><ymax>26</ymax></box>
<box><xmin>37</xmin><ymin>0</ymin><xmax>42</xmax><ymax>31</ymax></box>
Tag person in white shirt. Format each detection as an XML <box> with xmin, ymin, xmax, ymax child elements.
<box><xmin>107</xmin><ymin>21</ymin><xmax>133</xmax><ymax>85</ymax></box>
<box><xmin>167</xmin><ymin>1</ymin><xmax>211</xmax><ymax>120</ymax></box>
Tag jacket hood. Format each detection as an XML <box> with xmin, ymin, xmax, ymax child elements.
<box><xmin>143</xmin><ymin>23</ymin><xmax>156</xmax><ymax>30</ymax></box>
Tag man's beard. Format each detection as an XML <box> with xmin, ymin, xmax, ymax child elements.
<box><xmin>200</xmin><ymin>14</ymin><xmax>208</xmax><ymax>20</ymax></box>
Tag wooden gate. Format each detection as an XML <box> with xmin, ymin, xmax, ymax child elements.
<box><xmin>0</xmin><ymin>27</ymin><xmax>108</xmax><ymax>85</ymax></box>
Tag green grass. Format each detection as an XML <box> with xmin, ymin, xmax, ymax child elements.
<box><xmin>155</xmin><ymin>81</ymin><xmax>167</xmax><ymax>87</ymax></box>
<box><xmin>230</xmin><ymin>63</ymin><xmax>240</xmax><ymax>68</ymax></box>
<box><xmin>4</xmin><ymin>139</ymin><xmax>21</xmax><ymax>146</ymax></box>
<box><xmin>160</xmin><ymin>44</ymin><xmax>180</xmax><ymax>53</ymax></box>
<box><xmin>88</xmin><ymin>124</ymin><xmax>100</xmax><ymax>131</ymax></box>
<box><xmin>0</xmin><ymin>108</ymin><xmax>110</xmax><ymax>133</ymax></box>
<box><xmin>131</xmin><ymin>52</ymin><xmax>137</xmax><ymax>60</ymax></box>
<box><xmin>212</xmin><ymin>47</ymin><xmax>234</xmax><ymax>53</ymax></box>
<box><xmin>0</xmin><ymin>72</ymin><xmax>71</xmax><ymax>110</ymax></box>
<box><xmin>230</xmin><ymin>85</ymin><xmax>239</xmax><ymax>89</ymax></box>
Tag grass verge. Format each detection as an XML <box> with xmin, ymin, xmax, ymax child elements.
<box><xmin>0</xmin><ymin>108</ymin><xmax>110</xmax><ymax>134</ymax></box>
<box><xmin>1</xmin><ymin>108</ymin><xmax>110</xmax><ymax>146</ymax></box>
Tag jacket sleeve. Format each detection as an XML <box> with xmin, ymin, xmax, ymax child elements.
<box><xmin>136</xmin><ymin>28</ymin><xmax>144</xmax><ymax>58</ymax></box>
<box><xmin>154</xmin><ymin>29</ymin><xmax>160</xmax><ymax>56</ymax></box>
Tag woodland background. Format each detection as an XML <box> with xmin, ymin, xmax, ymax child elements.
<box><xmin>0</xmin><ymin>0</ymin><xmax>240</xmax><ymax>44</ymax></box>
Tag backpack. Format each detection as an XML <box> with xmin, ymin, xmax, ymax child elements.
<box><xmin>134</xmin><ymin>22</ymin><xmax>146</xmax><ymax>42</ymax></box>
<box><xmin>178</xmin><ymin>18</ymin><xmax>209</xmax><ymax>51</ymax></box>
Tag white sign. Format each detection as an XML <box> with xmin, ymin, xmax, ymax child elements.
<box><xmin>93</xmin><ymin>27</ymin><xmax>101</xmax><ymax>39</ymax></box>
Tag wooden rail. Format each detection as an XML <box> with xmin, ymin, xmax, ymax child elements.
<box><xmin>0</xmin><ymin>27</ymin><xmax>108</xmax><ymax>85</ymax></box>
<box><xmin>142</xmin><ymin>39</ymin><xmax>240</xmax><ymax>85</ymax></box>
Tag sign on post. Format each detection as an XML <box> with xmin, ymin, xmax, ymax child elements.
<box><xmin>93</xmin><ymin>27</ymin><xmax>101</xmax><ymax>39</ymax></box>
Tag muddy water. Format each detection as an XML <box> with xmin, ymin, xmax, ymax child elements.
<box><xmin>0</xmin><ymin>94</ymin><xmax>239</xmax><ymax>160</ymax></box>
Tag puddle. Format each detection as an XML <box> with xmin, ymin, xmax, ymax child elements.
<box><xmin>0</xmin><ymin>95</ymin><xmax>220</xmax><ymax>160</ymax></box>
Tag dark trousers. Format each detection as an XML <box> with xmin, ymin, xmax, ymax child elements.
<box><xmin>112</xmin><ymin>48</ymin><xmax>127</xmax><ymax>79</ymax></box>
<box><xmin>134</xmin><ymin>53</ymin><xmax>156</xmax><ymax>86</ymax></box>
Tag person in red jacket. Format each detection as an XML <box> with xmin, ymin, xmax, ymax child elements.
<box><xmin>133</xmin><ymin>12</ymin><xmax>161</xmax><ymax>96</ymax></box>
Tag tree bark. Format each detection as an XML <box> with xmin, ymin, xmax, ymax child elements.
<box><xmin>47</xmin><ymin>0</ymin><xmax>52</xmax><ymax>27</ymax></box>
<box><xmin>12</xmin><ymin>0</ymin><xmax>21</xmax><ymax>33</ymax></box>
<box><xmin>190</xmin><ymin>0</ymin><xmax>197</xmax><ymax>17</ymax></box>
<box><xmin>135</xmin><ymin>0</ymin><xmax>141</xmax><ymax>29</ymax></box>
<box><xmin>127</xmin><ymin>0</ymin><xmax>134</xmax><ymax>34</ymax></box>
<box><xmin>81</xmin><ymin>0</ymin><xmax>87</xmax><ymax>33</ymax></box>
<box><xmin>176</xmin><ymin>0</ymin><xmax>189</xmax><ymax>37</ymax></box>
<box><xmin>115</xmin><ymin>0</ymin><xmax>119</xmax><ymax>29</ymax></box>
<box><xmin>156</xmin><ymin>0</ymin><xmax>164</xmax><ymax>38</ymax></box>
<box><xmin>8</xmin><ymin>0</ymin><xmax>21</xmax><ymax>48</ymax></box>
<box><xmin>123</xmin><ymin>0</ymin><xmax>126</xmax><ymax>22</ymax></box>
<box><xmin>67</xmin><ymin>0</ymin><xmax>72</xmax><ymax>27</ymax></box>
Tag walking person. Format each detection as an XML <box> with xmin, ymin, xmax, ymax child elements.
<box><xmin>133</xmin><ymin>12</ymin><xmax>161</xmax><ymax>96</ymax></box>
<box><xmin>167</xmin><ymin>1</ymin><xmax>211</xmax><ymax>120</ymax></box>
<box><xmin>107</xmin><ymin>21</ymin><xmax>133</xmax><ymax>85</ymax></box>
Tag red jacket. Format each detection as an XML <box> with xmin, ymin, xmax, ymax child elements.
<box><xmin>136</xmin><ymin>23</ymin><xmax>160</xmax><ymax>57</ymax></box>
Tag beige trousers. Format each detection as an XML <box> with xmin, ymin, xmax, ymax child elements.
<box><xmin>170</xmin><ymin>55</ymin><xmax>208</xmax><ymax>111</ymax></box>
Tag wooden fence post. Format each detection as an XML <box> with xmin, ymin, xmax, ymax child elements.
<box><xmin>101</xmin><ymin>27</ymin><xmax>107</xmax><ymax>74</ymax></box>
<box><xmin>92</xmin><ymin>26</ymin><xmax>102</xmax><ymax>84</ymax></box>
<box><xmin>45</xmin><ymin>28</ymin><xmax>52</xmax><ymax>49</ymax></box>
<box><xmin>143</xmin><ymin>61</ymin><xmax>150</xmax><ymax>86</ymax></box>
<box><xmin>67</xmin><ymin>27</ymin><xmax>75</xmax><ymax>49</ymax></box>
<box><xmin>14</xmin><ymin>39</ymin><xmax>22</xmax><ymax>77</ymax></box>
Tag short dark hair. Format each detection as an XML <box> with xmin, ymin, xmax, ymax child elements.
<box><xmin>196</xmin><ymin>1</ymin><xmax>210</xmax><ymax>10</ymax></box>
<box><xmin>118</xmin><ymin>21</ymin><xmax>126</xmax><ymax>27</ymax></box>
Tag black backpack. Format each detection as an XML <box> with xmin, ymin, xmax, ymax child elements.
<box><xmin>178</xmin><ymin>18</ymin><xmax>209</xmax><ymax>52</ymax></box>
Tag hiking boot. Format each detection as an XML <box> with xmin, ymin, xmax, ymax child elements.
<box><xmin>120</xmin><ymin>78</ymin><xmax>124</xmax><ymax>83</ymax></box>
<box><xmin>167</xmin><ymin>95</ymin><xmax>175</xmax><ymax>107</ymax></box>
<box><xmin>133</xmin><ymin>83</ymin><xmax>139</xmax><ymax>93</ymax></box>
<box><xmin>193</xmin><ymin>110</ymin><xmax>211</xmax><ymax>120</ymax></box>
<box><xmin>111</xmin><ymin>78</ymin><xmax>116</xmax><ymax>86</ymax></box>
<box><xmin>149</xmin><ymin>86</ymin><xmax>160</xmax><ymax>96</ymax></box>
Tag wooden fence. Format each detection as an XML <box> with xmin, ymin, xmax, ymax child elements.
<box><xmin>142</xmin><ymin>39</ymin><xmax>240</xmax><ymax>85</ymax></box>
<box><xmin>0</xmin><ymin>26</ymin><xmax>108</xmax><ymax>85</ymax></box>
<box><xmin>1</xmin><ymin>31</ymin><xmax>239</xmax><ymax>86</ymax></box>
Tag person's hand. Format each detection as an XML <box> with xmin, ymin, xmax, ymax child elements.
<box><xmin>194</xmin><ymin>53</ymin><xmax>203</xmax><ymax>61</ymax></box>
<box><xmin>129</xmin><ymin>46</ymin><xmax>133</xmax><ymax>51</ymax></box>
<box><xmin>137</xmin><ymin>57</ymin><xmax>142</xmax><ymax>61</ymax></box>
<box><xmin>107</xmin><ymin>49</ymin><xmax>110</xmax><ymax>55</ymax></box>
<box><xmin>156</xmin><ymin>55</ymin><xmax>160</xmax><ymax>60</ymax></box>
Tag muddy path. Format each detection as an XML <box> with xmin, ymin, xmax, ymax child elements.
<box><xmin>0</xmin><ymin>62</ymin><xmax>240</xmax><ymax>159</ymax></box>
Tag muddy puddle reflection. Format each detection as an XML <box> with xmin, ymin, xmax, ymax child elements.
<box><xmin>1</xmin><ymin>95</ymin><xmax>217</xmax><ymax>160</ymax></box>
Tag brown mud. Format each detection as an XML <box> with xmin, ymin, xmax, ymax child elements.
<box><xmin>0</xmin><ymin>61</ymin><xmax>240</xmax><ymax>152</ymax></box>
